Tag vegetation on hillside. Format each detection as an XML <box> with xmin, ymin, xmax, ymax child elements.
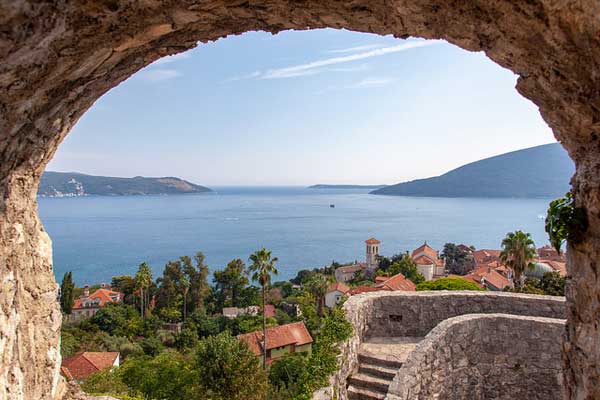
<box><xmin>61</xmin><ymin>249</ymin><xmax>351</xmax><ymax>400</ymax></box>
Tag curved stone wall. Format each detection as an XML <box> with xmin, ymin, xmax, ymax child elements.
<box><xmin>330</xmin><ymin>292</ymin><xmax>566</xmax><ymax>399</ymax></box>
<box><xmin>386</xmin><ymin>313</ymin><xmax>565</xmax><ymax>400</ymax></box>
<box><xmin>359</xmin><ymin>291</ymin><xmax>565</xmax><ymax>338</ymax></box>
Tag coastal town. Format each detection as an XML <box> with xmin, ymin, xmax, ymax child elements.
<box><xmin>58</xmin><ymin>233</ymin><xmax>566</xmax><ymax>399</ymax></box>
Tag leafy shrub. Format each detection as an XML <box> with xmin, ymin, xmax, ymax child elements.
<box><xmin>416</xmin><ymin>277</ymin><xmax>484</xmax><ymax>291</ymax></box>
<box><xmin>195</xmin><ymin>332</ymin><xmax>268</xmax><ymax>400</ymax></box>
<box><xmin>269</xmin><ymin>353</ymin><xmax>308</xmax><ymax>390</ymax></box>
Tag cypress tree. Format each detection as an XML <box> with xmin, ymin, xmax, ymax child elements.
<box><xmin>60</xmin><ymin>271</ymin><xmax>75</xmax><ymax>314</ymax></box>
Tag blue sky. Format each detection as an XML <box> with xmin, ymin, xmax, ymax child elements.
<box><xmin>48</xmin><ymin>29</ymin><xmax>556</xmax><ymax>186</ymax></box>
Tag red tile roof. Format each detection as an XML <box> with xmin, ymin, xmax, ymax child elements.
<box><xmin>61</xmin><ymin>352</ymin><xmax>119</xmax><ymax>380</ymax></box>
<box><xmin>472</xmin><ymin>249</ymin><xmax>502</xmax><ymax>265</ymax></box>
<box><xmin>374</xmin><ymin>276</ymin><xmax>388</xmax><ymax>283</ymax></box>
<box><xmin>412</xmin><ymin>243</ymin><xmax>438</xmax><ymax>261</ymax></box>
<box><xmin>375</xmin><ymin>273</ymin><xmax>416</xmax><ymax>291</ymax></box>
<box><xmin>365</xmin><ymin>238</ymin><xmax>381</xmax><ymax>244</ymax></box>
<box><xmin>73</xmin><ymin>288</ymin><xmax>123</xmax><ymax>309</ymax></box>
<box><xmin>414</xmin><ymin>255</ymin><xmax>436</xmax><ymax>265</ymax></box>
<box><xmin>238</xmin><ymin>322</ymin><xmax>313</xmax><ymax>356</ymax></box>
<box><xmin>327</xmin><ymin>282</ymin><xmax>350</xmax><ymax>294</ymax></box>
<box><xmin>464</xmin><ymin>266</ymin><xmax>511</xmax><ymax>290</ymax></box>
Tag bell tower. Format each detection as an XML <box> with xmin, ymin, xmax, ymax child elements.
<box><xmin>365</xmin><ymin>238</ymin><xmax>381</xmax><ymax>269</ymax></box>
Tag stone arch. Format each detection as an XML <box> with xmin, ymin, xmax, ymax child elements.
<box><xmin>0</xmin><ymin>1</ymin><xmax>599</xmax><ymax>399</ymax></box>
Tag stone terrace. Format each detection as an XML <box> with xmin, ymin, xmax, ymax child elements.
<box><xmin>324</xmin><ymin>292</ymin><xmax>566</xmax><ymax>400</ymax></box>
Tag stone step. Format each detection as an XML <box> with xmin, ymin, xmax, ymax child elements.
<box><xmin>358</xmin><ymin>362</ymin><xmax>399</xmax><ymax>380</ymax></box>
<box><xmin>348</xmin><ymin>372</ymin><xmax>391</xmax><ymax>393</ymax></box>
<box><xmin>347</xmin><ymin>384</ymin><xmax>387</xmax><ymax>400</ymax></box>
<box><xmin>358</xmin><ymin>352</ymin><xmax>404</xmax><ymax>369</ymax></box>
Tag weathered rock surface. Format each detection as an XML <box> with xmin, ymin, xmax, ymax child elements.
<box><xmin>326</xmin><ymin>291</ymin><xmax>567</xmax><ymax>400</ymax></box>
<box><xmin>387</xmin><ymin>314</ymin><xmax>565</xmax><ymax>400</ymax></box>
<box><xmin>0</xmin><ymin>1</ymin><xmax>599</xmax><ymax>399</ymax></box>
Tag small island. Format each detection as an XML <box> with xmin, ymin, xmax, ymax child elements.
<box><xmin>39</xmin><ymin>171</ymin><xmax>212</xmax><ymax>197</ymax></box>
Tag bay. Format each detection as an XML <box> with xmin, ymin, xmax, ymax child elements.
<box><xmin>38</xmin><ymin>187</ymin><xmax>553</xmax><ymax>285</ymax></box>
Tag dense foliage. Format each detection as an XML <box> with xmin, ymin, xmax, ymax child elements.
<box><xmin>377</xmin><ymin>253</ymin><xmax>425</xmax><ymax>285</ymax></box>
<box><xmin>416</xmin><ymin>277</ymin><xmax>483</xmax><ymax>291</ymax></box>
<box><xmin>545</xmin><ymin>192</ymin><xmax>588</xmax><ymax>254</ymax></box>
<box><xmin>504</xmin><ymin>271</ymin><xmax>566</xmax><ymax>296</ymax></box>
<box><xmin>441</xmin><ymin>243</ymin><xmax>473</xmax><ymax>275</ymax></box>
<box><xmin>62</xmin><ymin>248</ymin><xmax>353</xmax><ymax>400</ymax></box>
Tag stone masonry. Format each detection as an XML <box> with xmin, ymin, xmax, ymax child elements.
<box><xmin>326</xmin><ymin>291</ymin><xmax>566</xmax><ymax>400</ymax></box>
<box><xmin>387</xmin><ymin>314</ymin><xmax>565</xmax><ymax>400</ymax></box>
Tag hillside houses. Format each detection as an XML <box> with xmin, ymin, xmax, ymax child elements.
<box><xmin>238</xmin><ymin>322</ymin><xmax>313</xmax><ymax>366</ymax></box>
<box><xmin>70</xmin><ymin>286</ymin><xmax>123</xmax><ymax>321</ymax></box>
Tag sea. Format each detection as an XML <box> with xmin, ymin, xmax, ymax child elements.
<box><xmin>38</xmin><ymin>187</ymin><xmax>553</xmax><ymax>285</ymax></box>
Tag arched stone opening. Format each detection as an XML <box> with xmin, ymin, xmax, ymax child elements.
<box><xmin>1</xmin><ymin>1</ymin><xmax>599</xmax><ymax>399</ymax></box>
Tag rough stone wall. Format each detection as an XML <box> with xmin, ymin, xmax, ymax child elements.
<box><xmin>327</xmin><ymin>291</ymin><xmax>566</xmax><ymax>400</ymax></box>
<box><xmin>386</xmin><ymin>314</ymin><xmax>565</xmax><ymax>400</ymax></box>
<box><xmin>362</xmin><ymin>291</ymin><xmax>565</xmax><ymax>338</ymax></box>
<box><xmin>0</xmin><ymin>1</ymin><xmax>599</xmax><ymax>399</ymax></box>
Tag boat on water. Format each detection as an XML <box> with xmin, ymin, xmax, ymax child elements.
<box><xmin>330</xmin><ymin>204</ymin><xmax>335</xmax><ymax>208</ymax></box>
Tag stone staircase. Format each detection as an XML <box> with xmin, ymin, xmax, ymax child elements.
<box><xmin>347</xmin><ymin>337</ymin><xmax>422</xmax><ymax>400</ymax></box>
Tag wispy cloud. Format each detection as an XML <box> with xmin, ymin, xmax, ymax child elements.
<box><xmin>137</xmin><ymin>68</ymin><xmax>182</xmax><ymax>82</ymax></box>
<box><xmin>327</xmin><ymin>44</ymin><xmax>385</xmax><ymax>54</ymax></box>
<box><xmin>152</xmin><ymin>52</ymin><xmax>191</xmax><ymax>66</ymax></box>
<box><xmin>351</xmin><ymin>77</ymin><xmax>393</xmax><ymax>88</ymax></box>
<box><xmin>230</xmin><ymin>40</ymin><xmax>440</xmax><ymax>81</ymax></box>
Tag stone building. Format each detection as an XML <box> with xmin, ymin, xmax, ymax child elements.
<box><xmin>365</xmin><ymin>237</ymin><xmax>381</xmax><ymax>274</ymax></box>
<box><xmin>411</xmin><ymin>242</ymin><xmax>444</xmax><ymax>281</ymax></box>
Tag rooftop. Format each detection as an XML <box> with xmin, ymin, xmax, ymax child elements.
<box><xmin>238</xmin><ymin>321</ymin><xmax>313</xmax><ymax>356</ymax></box>
<box><xmin>61</xmin><ymin>352</ymin><xmax>119</xmax><ymax>380</ymax></box>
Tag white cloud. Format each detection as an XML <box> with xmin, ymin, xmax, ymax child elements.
<box><xmin>351</xmin><ymin>77</ymin><xmax>393</xmax><ymax>88</ymax></box>
<box><xmin>230</xmin><ymin>39</ymin><xmax>440</xmax><ymax>80</ymax></box>
<box><xmin>152</xmin><ymin>52</ymin><xmax>191</xmax><ymax>65</ymax></box>
<box><xmin>327</xmin><ymin>44</ymin><xmax>385</xmax><ymax>53</ymax></box>
<box><xmin>138</xmin><ymin>68</ymin><xmax>182</xmax><ymax>82</ymax></box>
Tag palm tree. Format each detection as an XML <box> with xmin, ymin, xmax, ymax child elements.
<box><xmin>500</xmin><ymin>230</ymin><xmax>537</xmax><ymax>288</ymax></box>
<box><xmin>181</xmin><ymin>276</ymin><xmax>190</xmax><ymax>322</ymax></box>
<box><xmin>306</xmin><ymin>274</ymin><xmax>330</xmax><ymax>316</ymax></box>
<box><xmin>248</xmin><ymin>248</ymin><xmax>278</xmax><ymax>368</ymax></box>
<box><xmin>135</xmin><ymin>262</ymin><xmax>152</xmax><ymax>320</ymax></box>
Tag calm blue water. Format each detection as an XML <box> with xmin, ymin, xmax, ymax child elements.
<box><xmin>38</xmin><ymin>187</ymin><xmax>553</xmax><ymax>285</ymax></box>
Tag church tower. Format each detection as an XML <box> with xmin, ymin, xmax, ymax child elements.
<box><xmin>365</xmin><ymin>238</ymin><xmax>381</xmax><ymax>270</ymax></box>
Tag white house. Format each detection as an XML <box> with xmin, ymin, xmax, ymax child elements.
<box><xmin>412</xmin><ymin>242</ymin><xmax>445</xmax><ymax>281</ymax></box>
<box><xmin>325</xmin><ymin>282</ymin><xmax>350</xmax><ymax>308</ymax></box>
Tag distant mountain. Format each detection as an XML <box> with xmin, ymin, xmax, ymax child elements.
<box><xmin>308</xmin><ymin>184</ymin><xmax>387</xmax><ymax>190</ymax></box>
<box><xmin>371</xmin><ymin>143</ymin><xmax>574</xmax><ymax>198</ymax></box>
<box><xmin>39</xmin><ymin>172</ymin><xmax>212</xmax><ymax>197</ymax></box>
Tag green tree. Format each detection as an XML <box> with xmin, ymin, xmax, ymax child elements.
<box><xmin>60</xmin><ymin>271</ymin><xmax>75</xmax><ymax>314</ymax></box>
<box><xmin>135</xmin><ymin>262</ymin><xmax>152</xmax><ymax>320</ymax></box>
<box><xmin>416</xmin><ymin>277</ymin><xmax>484</xmax><ymax>291</ymax></box>
<box><xmin>441</xmin><ymin>243</ymin><xmax>472</xmax><ymax>275</ymax></box>
<box><xmin>305</xmin><ymin>274</ymin><xmax>330</xmax><ymax>316</ymax></box>
<box><xmin>80</xmin><ymin>367</ymin><xmax>130</xmax><ymax>397</ymax></box>
<box><xmin>120</xmin><ymin>351</ymin><xmax>195</xmax><ymax>400</ymax></box>
<box><xmin>182</xmin><ymin>252</ymin><xmax>211</xmax><ymax>315</ymax></box>
<box><xmin>213</xmin><ymin>258</ymin><xmax>249</xmax><ymax>309</ymax></box>
<box><xmin>248</xmin><ymin>248</ymin><xmax>278</xmax><ymax>368</ymax></box>
<box><xmin>388</xmin><ymin>253</ymin><xmax>425</xmax><ymax>285</ymax></box>
<box><xmin>181</xmin><ymin>276</ymin><xmax>190</xmax><ymax>321</ymax></box>
<box><xmin>500</xmin><ymin>230</ymin><xmax>537</xmax><ymax>288</ymax></box>
<box><xmin>111</xmin><ymin>275</ymin><xmax>137</xmax><ymax>305</ymax></box>
<box><xmin>90</xmin><ymin>303</ymin><xmax>143</xmax><ymax>338</ymax></box>
<box><xmin>539</xmin><ymin>271</ymin><xmax>566</xmax><ymax>296</ymax></box>
<box><xmin>269</xmin><ymin>353</ymin><xmax>307</xmax><ymax>391</ymax></box>
<box><xmin>195</xmin><ymin>332</ymin><xmax>268</xmax><ymax>400</ymax></box>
